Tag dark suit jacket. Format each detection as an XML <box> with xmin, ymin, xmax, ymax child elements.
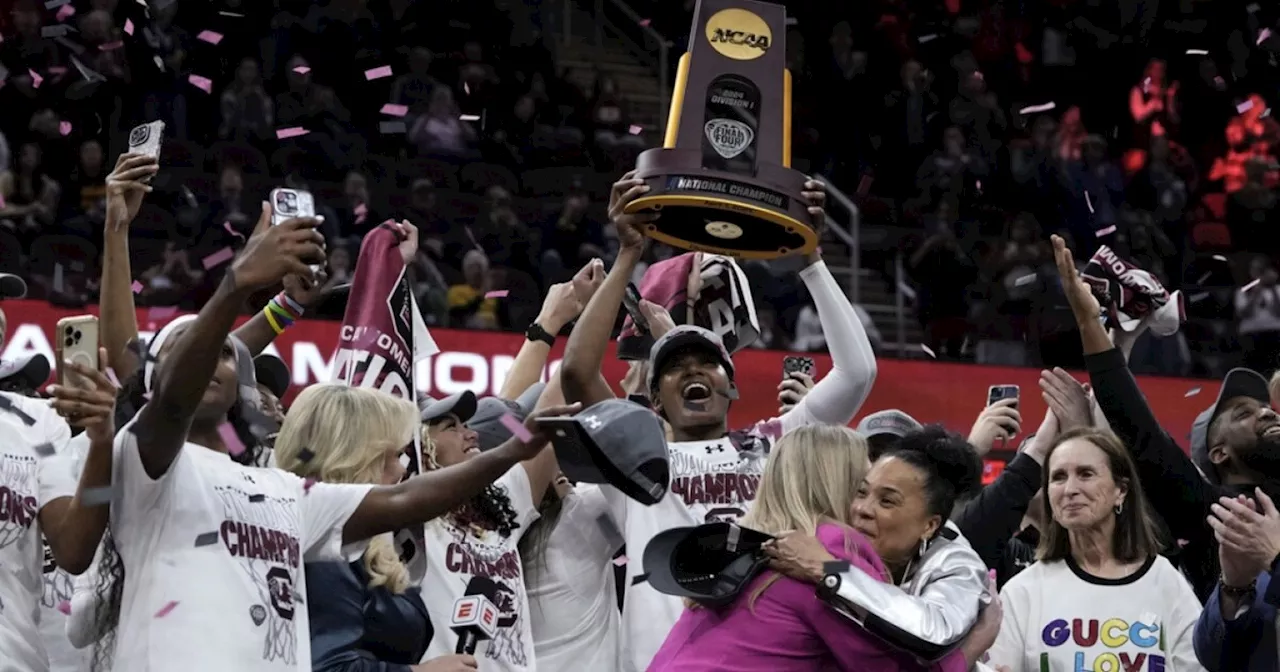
<box><xmin>306</xmin><ymin>558</ymin><xmax>432</xmax><ymax>672</ymax></box>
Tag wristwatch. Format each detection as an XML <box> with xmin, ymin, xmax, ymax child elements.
<box><xmin>525</xmin><ymin>322</ymin><xmax>556</xmax><ymax>347</ymax></box>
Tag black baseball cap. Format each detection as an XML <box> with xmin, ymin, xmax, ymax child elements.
<box><xmin>537</xmin><ymin>398</ymin><xmax>670</xmax><ymax>505</ymax></box>
<box><xmin>0</xmin><ymin>353</ymin><xmax>50</xmax><ymax>390</ymax></box>
<box><xmin>646</xmin><ymin>325</ymin><xmax>735</xmax><ymax>392</ymax></box>
<box><xmin>420</xmin><ymin>390</ymin><xmax>478</xmax><ymax>425</ymax></box>
<box><xmin>1190</xmin><ymin>368</ymin><xmax>1271</xmax><ymax>484</ymax></box>
<box><xmin>467</xmin><ymin>383</ymin><xmax>546</xmax><ymax>451</ymax></box>
<box><xmin>642</xmin><ymin>522</ymin><xmax>775</xmax><ymax>609</ymax></box>
<box><xmin>253</xmin><ymin>355</ymin><xmax>291</xmax><ymax>399</ymax></box>
<box><xmin>0</xmin><ymin>273</ymin><xmax>27</xmax><ymax>299</ymax></box>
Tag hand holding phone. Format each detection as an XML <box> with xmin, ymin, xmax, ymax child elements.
<box><xmin>270</xmin><ymin>188</ymin><xmax>323</xmax><ymax>274</ymax></box>
<box><xmin>126</xmin><ymin>121</ymin><xmax>165</xmax><ymax>182</ymax></box>
<box><xmin>623</xmin><ymin>283</ymin><xmax>649</xmax><ymax>335</ymax></box>
<box><xmin>56</xmin><ymin>316</ymin><xmax>100</xmax><ymax>390</ymax></box>
<box><xmin>783</xmin><ymin>356</ymin><xmax>815</xmax><ymax>379</ymax></box>
<box><xmin>987</xmin><ymin>385</ymin><xmax>1019</xmax><ymax>408</ymax></box>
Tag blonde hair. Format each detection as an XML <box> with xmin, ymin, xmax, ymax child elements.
<box><xmin>690</xmin><ymin>424</ymin><xmax>871</xmax><ymax>610</ymax></box>
<box><xmin>1269</xmin><ymin>370</ymin><xmax>1280</xmax><ymax>406</ymax></box>
<box><xmin>274</xmin><ymin>384</ymin><xmax>419</xmax><ymax>594</ymax></box>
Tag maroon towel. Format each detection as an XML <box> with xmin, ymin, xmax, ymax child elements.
<box><xmin>617</xmin><ymin>252</ymin><xmax>759</xmax><ymax>360</ymax></box>
<box><xmin>1079</xmin><ymin>245</ymin><xmax>1185</xmax><ymax>336</ymax></box>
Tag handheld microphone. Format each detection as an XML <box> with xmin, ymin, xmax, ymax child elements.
<box><xmin>450</xmin><ymin>594</ymin><xmax>499</xmax><ymax>655</ymax></box>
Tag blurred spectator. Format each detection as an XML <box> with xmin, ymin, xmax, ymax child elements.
<box><xmin>1237</xmin><ymin>256</ymin><xmax>1280</xmax><ymax>372</ymax></box>
<box><xmin>540</xmin><ymin>192</ymin><xmax>603</xmax><ymax>279</ymax></box>
<box><xmin>1227</xmin><ymin>158</ymin><xmax>1280</xmax><ymax>254</ymax></box>
<box><xmin>409</xmin><ymin>88</ymin><xmax>478</xmax><ymax>160</ymax></box>
<box><xmin>140</xmin><ymin>241</ymin><xmax>205</xmax><ymax>306</ymax></box>
<box><xmin>219</xmin><ymin>58</ymin><xmax>275</xmax><ymax>142</ymax></box>
<box><xmin>909</xmin><ymin>198</ymin><xmax>978</xmax><ymax>359</ymax></box>
<box><xmin>323</xmin><ymin>245</ymin><xmax>354</xmax><ymax>290</ymax></box>
<box><xmin>447</xmin><ymin>249</ymin><xmax>499</xmax><ymax>329</ymax></box>
<box><xmin>59</xmin><ymin>139</ymin><xmax>107</xmax><ymax>237</ymax></box>
<box><xmin>391</xmin><ymin>47</ymin><xmax>442</xmax><ymax>113</ymax></box>
<box><xmin>1128</xmin><ymin>58</ymin><xmax>1179</xmax><ymax>149</ymax></box>
<box><xmin>0</xmin><ymin>142</ymin><xmax>60</xmax><ymax>243</ymax></box>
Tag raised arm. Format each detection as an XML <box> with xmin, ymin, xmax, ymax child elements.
<box><xmin>560</xmin><ymin>172</ymin><xmax>655</xmax><ymax>407</ymax></box>
<box><xmin>342</xmin><ymin>402</ymin><xmax>581</xmax><ymax>543</ymax></box>
<box><xmin>133</xmin><ymin>206</ymin><xmax>325</xmax><ymax>478</ymax></box>
<box><xmin>231</xmin><ymin>272</ymin><xmax>329</xmax><ymax>356</ymax></box>
<box><xmin>99</xmin><ymin>154</ymin><xmax>157</xmax><ymax>376</ymax></box>
<box><xmin>499</xmin><ymin>260</ymin><xmax>603</xmax><ymax>400</ymax></box>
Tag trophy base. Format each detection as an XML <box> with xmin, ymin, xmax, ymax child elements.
<box><xmin>622</xmin><ymin>148</ymin><xmax>818</xmax><ymax>260</ymax></box>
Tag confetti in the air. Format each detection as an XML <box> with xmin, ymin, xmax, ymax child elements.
<box><xmin>202</xmin><ymin>247</ymin><xmax>235</xmax><ymax>269</ymax></box>
<box><xmin>459</xmin><ymin>114</ymin><xmax>481</xmax><ymax>122</ymax></box>
<box><xmin>484</xmin><ymin>290</ymin><xmax>508</xmax><ymax>299</ymax></box>
<box><xmin>196</xmin><ymin>30</ymin><xmax>223</xmax><ymax>45</ymax></box>
<box><xmin>33</xmin><ymin>442</ymin><xmax>56</xmax><ymax>457</ymax></box>
<box><xmin>55</xmin><ymin>4</ymin><xmax>75</xmax><ymax>21</ymax></box>
<box><xmin>29</xmin><ymin>69</ymin><xmax>43</xmax><ymax>88</ymax></box>
<box><xmin>147</xmin><ymin>306</ymin><xmax>178</xmax><ymax>321</ymax></box>
<box><xmin>292</xmin><ymin>65</ymin><xmax>310</xmax><ymax>75</ymax></box>
<box><xmin>919</xmin><ymin>33</ymin><xmax>938</xmax><ymax>43</ymax></box>
<box><xmin>57</xmin><ymin>601</ymin><xmax>71</xmax><ymax>615</ymax></box>
<box><xmin>222</xmin><ymin>220</ymin><xmax>244</xmax><ymax>241</ymax></box>
<box><xmin>1095</xmin><ymin>225</ymin><xmax>1117</xmax><ymax>237</ymax></box>
<box><xmin>1259</xmin><ymin>29</ymin><xmax>1272</xmax><ymax>46</ymax></box>
<box><xmin>1018</xmin><ymin>102</ymin><xmax>1057</xmax><ymax>115</ymax></box>
<box><xmin>1185</xmin><ymin>388</ymin><xmax>1201</xmax><ymax>397</ymax></box>
<box><xmin>218</xmin><ymin>10</ymin><xmax>245</xmax><ymax>17</ymax></box>
<box><xmin>1243</xmin><ymin>278</ymin><xmax>1262</xmax><ymax>293</ymax></box>
<box><xmin>1213</xmin><ymin>254</ymin><xmax>1228</xmax><ymax>262</ymax></box>
<box><xmin>638</xmin><ymin>18</ymin><xmax>651</xmax><ymax>27</ymax></box>
<box><xmin>1238</xmin><ymin>100</ymin><xmax>1255</xmax><ymax>114</ymax></box>
<box><xmin>500</xmin><ymin>413</ymin><xmax>533</xmax><ymax>443</ymax></box>
<box><xmin>81</xmin><ymin>486</ymin><xmax>117</xmax><ymax>507</ymax></box>
<box><xmin>124</xmin><ymin>19</ymin><xmax>134</xmax><ymax>35</ymax></box>
<box><xmin>1013</xmin><ymin>274</ymin><xmax>1038</xmax><ymax>287</ymax></box>
<box><xmin>218</xmin><ymin>422</ymin><xmax>246</xmax><ymax>456</ymax></box>
<box><xmin>1084</xmin><ymin>191</ymin><xmax>1094</xmax><ymax>213</ymax></box>
<box><xmin>628</xmin><ymin>124</ymin><xmax>643</xmax><ymax>135</ymax></box>
<box><xmin>276</xmin><ymin>126</ymin><xmax>310</xmax><ymax>139</ymax></box>
<box><xmin>380</xmin><ymin>103</ymin><xmax>408</xmax><ymax>117</ymax></box>
<box><xmin>59</xmin><ymin>121</ymin><xmax>71</xmax><ymax>136</ymax></box>
<box><xmin>99</xmin><ymin>40</ymin><xmax>123</xmax><ymax>51</ymax></box>
<box><xmin>363</xmin><ymin>65</ymin><xmax>393</xmax><ymax>80</ymax></box>
<box><xmin>187</xmin><ymin>74</ymin><xmax>213</xmax><ymax>93</ymax></box>
<box><xmin>354</xmin><ymin>202</ymin><xmax>368</xmax><ymax>224</ymax></box>
<box><xmin>194</xmin><ymin>531</ymin><xmax>219</xmax><ymax>547</ymax></box>
<box><xmin>920</xmin><ymin>344</ymin><xmax>936</xmax><ymax>358</ymax></box>
<box><xmin>612</xmin><ymin>555</ymin><xmax>629</xmax><ymax>566</ymax></box>
<box><xmin>1186</xmin><ymin>49</ymin><xmax>1209</xmax><ymax>55</ymax></box>
<box><xmin>154</xmin><ymin>601</ymin><xmax>179</xmax><ymax>618</ymax></box>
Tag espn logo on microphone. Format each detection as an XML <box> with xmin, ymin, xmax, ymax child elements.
<box><xmin>450</xmin><ymin>595</ymin><xmax>499</xmax><ymax>638</ymax></box>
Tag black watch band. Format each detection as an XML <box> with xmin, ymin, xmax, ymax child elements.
<box><xmin>1220</xmin><ymin>578</ymin><xmax>1258</xmax><ymax>599</ymax></box>
<box><xmin>526</xmin><ymin>322</ymin><xmax>555</xmax><ymax>346</ymax></box>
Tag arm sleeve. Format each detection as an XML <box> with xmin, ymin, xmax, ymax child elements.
<box><xmin>802</xmin><ymin>525</ymin><xmax>902</xmax><ymax>669</ymax></box>
<box><xmin>771</xmin><ymin>261</ymin><xmax>878</xmax><ymax>437</ymax></box>
<box><xmin>307</xmin><ymin>562</ymin><xmax>414</xmax><ymax>672</ymax></box>
<box><xmin>1195</xmin><ymin>579</ymin><xmax>1270</xmax><ymax>672</ymax></box>
<box><xmin>1084</xmin><ymin>348</ymin><xmax>1216</xmax><ymax>543</ymax></box>
<box><xmin>300</xmin><ymin>482</ymin><xmax>375</xmax><ymax>561</ymax></box>
<box><xmin>953</xmin><ymin>453</ymin><xmax>1041</xmax><ymax>571</ymax></box>
<box><xmin>985</xmin><ymin>578</ymin><xmax>1029</xmax><ymax>672</ymax></box>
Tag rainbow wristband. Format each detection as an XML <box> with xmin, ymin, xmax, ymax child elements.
<box><xmin>264</xmin><ymin>293</ymin><xmax>303</xmax><ymax>335</ymax></box>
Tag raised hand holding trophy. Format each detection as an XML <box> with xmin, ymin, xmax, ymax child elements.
<box><xmin>622</xmin><ymin>0</ymin><xmax>818</xmax><ymax>260</ymax></box>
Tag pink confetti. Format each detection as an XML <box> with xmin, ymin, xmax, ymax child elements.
<box><xmin>1259</xmin><ymin>28</ymin><xmax>1272</xmax><ymax>46</ymax></box>
<box><xmin>1238</xmin><ymin>100</ymin><xmax>1255</xmax><ymax>114</ymax></box>
<box><xmin>218</xmin><ymin>422</ymin><xmax>245</xmax><ymax>456</ymax></box>
<box><xmin>47</xmin><ymin>66</ymin><xmax>66</xmax><ymax>76</ymax></box>
<box><xmin>59</xmin><ymin>121</ymin><xmax>71</xmax><ymax>136</ymax></box>
<box><xmin>153</xmin><ymin>601</ymin><xmax>179</xmax><ymax>618</ymax></box>
<box><xmin>354</xmin><ymin>202</ymin><xmax>368</xmax><ymax>225</ymax></box>
<box><xmin>187</xmin><ymin>74</ymin><xmax>213</xmax><ymax>93</ymax></box>
<box><xmin>363</xmin><ymin>65</ymin><xmax>393</xmax><ymax>80</ymax></box>
<box><xmin>499</xmin><ymin>413</ymin><xmax>533</xmax><ymax>443</ymax></box>
<box><xmin>1185</xmin><ymin>387</ymin><xmax>1201</xmax><ymax>397</ymax></box>
<box><xmin>57</xmin><ymin>600</ymin><xmax>71</xmax><ymax>615</ymax></box>
<box><xmin>196</xmin><ymin>30</ymin><xmax>223</xmax><ymax>45</ymax></box>
<box><xmin>99</xmin><ymin>40</ymin><xmax>123</xmax><ymax>51</ymax></box>
<box><xmin>920</xmin><ymin>344</ymin><xmax>936</xmax><ymax>358</ymax></box>
<box><xmin>1094</xmin><ymin>225</ymin><xmax>1117</xmax><ymax>237</ymax></box>
<box><xmin>201</xmin><ymin>247</ymin><xmax>235</xmax><ymax>269</ymax></box>
<box><xmin>380</xmin><ymin>103</ymin><xmax>408</xmax><ymax>117</ymax></box>
<box><xmin>303</xmin><ymin>477</ymin><xmax>317</xmax><ymax>494</ymax></box>
<box><xmin>1243</xmin><ymin>278</ymin><xmax>1262</xmax><ymax>293</ymax></box>
<box><xmin>1017</xmin><ymin>102</ymin><xmax>1057</xmax><ymax>115</ymax></box>
<box><xmin>613</xmin><ymin>555</ymin><xmax>629</xmax><ymax>566</ymax></box>
<box><xmin>638</xmin><ymin>18</ymin><xmax>651</xmax><ymax>27</ymax></box>
<box><xmin>628</xmin><ymin>124</ymin><xmax>643</xmax><ymax>135</ymax></box>
<box><xmin>292</xmin><ymin>65</ymin><xmax>310</xmax><ymax>75</ymax></box>
<box><xmin>124</xmin><ymin>19</ymin><xmax>134</xmax><ymax>35</ymax></box>
<box><xmin>276</xmin><ymin>126</ymin><xmax>310</xmax><ymax>140</ymax></box>
<box><xmin>147</xmin><ymin>306</ymin><xmax>178</xmax><ymax>321</ymax></box>
<box><xmin>222</xmin><ymin>220</ymin><xmax>244</xmax><ymax>241</ymax></box>
<box><xmin>130</xmin><ymin>280</ymin><xmax>143</xmax><ymax>293</ymax></box>
<box><xmin>463</xmin><ymin>81</ymin><xmax>470</xmax><ymax>95</ymax></box>
<box><xmin>55</xmin><ymin>4</ymin><xmax>74</xmax><ymax>21</ymax></box>
<box><xmin>29</xmin><ymin>69</ymin><xmax>42</xmax><ymax>88</ymax></box>
<box><xmin>484</xmin><ymin>290</ymin><xmax>508</xmax><ymax>299</ymax></box>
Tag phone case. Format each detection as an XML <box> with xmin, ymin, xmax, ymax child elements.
<box><xmin>56</xmin><ymin>316</ymin><xmax>100</xmax><ymax>389</ymax></box>
<box><xmin>623</xmin><ymin>284</ymin><xmax>649</xmax><ymax>333</ymax></box>
<box><xmin>783</xmin><ymin>356</ymin><xmax>815</xmax><ymax>377</ymax></box>
<box><xmin>127</xmin><ymin>121</ymin><xmax>165</xmax><ymax>175</ymax></box>
<box><xmin>987</xmin><ymin>385</ymin><xmax>1020</xmax><ymax>406</ymax></box>
<box><xmin>270</xmin><ymin>189</ymin><xmax>316</xmax><ymax>225</ymax></box>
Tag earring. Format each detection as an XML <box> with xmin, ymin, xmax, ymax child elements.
<box><xmin>1114</xmin><ymin>502</ymin><xmax>1123</xmax><ymax>515</ymax></box>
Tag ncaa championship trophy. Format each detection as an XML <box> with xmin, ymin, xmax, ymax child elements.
<box><xmin>622</xmin><ymin>0</ymin><xmax>818</xmax><ymax>260</ymax></box>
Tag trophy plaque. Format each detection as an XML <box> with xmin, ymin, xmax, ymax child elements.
<box><xmin>623</xmin><ymin>0</ymin><xmax>817</xmax><ymax>260</ymax></box>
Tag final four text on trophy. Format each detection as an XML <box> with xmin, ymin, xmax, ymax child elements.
<box><xmin>622</xmin><ymin>0</ymin><xmax>818</xmax><ymax>260</ymax></box>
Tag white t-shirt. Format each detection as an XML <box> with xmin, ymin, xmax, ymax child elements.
<box><xmin>608</xmin><ymin>431</ymin><xmax>771</xmax><ymax>672</ymax></box>
<box><xmin>109</xmin><ymin>424</ymin><xmax>372</xmax><ymax>672</ymax></box>
<box><xmin>0</xmin><ymin>391</ymin><xmax>76</xmax><ymax>672</ymax></box>
<box><xmin>39</xmin><ymin>433</ymin><xmax>91</xmax><ymax>672</ymax></box>
<box><xmin>418</xmin><ymin>466</ymin><xmax>540</xmax><ymax>672</ymax></box>
<box><xmin>987</xmin><ymin>555</ymin><xmax>1204</xmax><ymax>672</ymax></box>
<box><xmin>525</xmin><ymin>485</ymin><xmax>621</xmax><ymax>672</ymax></box>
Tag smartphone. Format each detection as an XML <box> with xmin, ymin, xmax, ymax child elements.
<box><xmin>623</xmin><ymin>283</ymin><xmax>649</xmax><ymax>335</ymax></box>
<box><xmin>270</xmin><ymin>188</ymin><xmax>322</xmax><ymax>274</ymax></box>
<box><xmin>55</xmin><ymin>316</ymin><xmax>100</xmax><ymax>390</ymax></box>
<box><xmin>783</xmin><ymin>356</ymin><xmax>815</xmax><ymax>378</ymax></box>
<box><xmin>987</xmin><ymin>384</ymin><xmax>1020</xmax><ymax>407</ymax></box>
<box><xmin>127</xmin><ymin>121</ymin><xmax>165</xmax><ymax>182</ymax></box>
